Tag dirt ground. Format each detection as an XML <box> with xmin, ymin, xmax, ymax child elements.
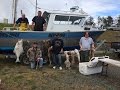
<box><xmin>0</xmin><ymin>54</ymin><xmax>120</xmax><ymax>90</ymax></box>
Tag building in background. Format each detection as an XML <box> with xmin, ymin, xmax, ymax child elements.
<box><xmin>3</xmin><ymin>18</ymin><xmax>8</xmax><ymax>24</ymax></box>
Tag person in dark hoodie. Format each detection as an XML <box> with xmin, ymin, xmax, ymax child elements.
<box><xmin>50</xmin><ymin>34</ymin><xmax>64</xmax><ymax>70</ymax></box>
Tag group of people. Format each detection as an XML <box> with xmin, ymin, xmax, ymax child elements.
<box><xmin>26</xmin><ymin>32</ymin><xmax>95</xmax><ymax>70</ymax></box>
<box><xmin>13</xmin><ymin>10</ymin><xmax>95</xmax><ymax>70</ymax></box>
<box><xmin>27</xmin><ymin>33</ymin><xmax>64</xmax><ymax>70</ymax></box>
<box><xmin>13</xmin><ymin>11</ymin><xmax>46</xmax><ymax>31</ymax></box>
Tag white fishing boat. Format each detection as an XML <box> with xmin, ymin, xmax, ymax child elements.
<box><xmin>0</xmin><ymin>6</ymin><xmax>105</xmax><ymax>53</ymax></box>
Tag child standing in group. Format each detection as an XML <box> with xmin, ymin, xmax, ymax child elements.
<box><xmin>27</xmin><ymin>42</ymin><xmax>43</xmax><ymax>69</ymax></box>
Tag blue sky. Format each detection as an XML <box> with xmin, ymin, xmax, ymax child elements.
<box><xmin>0</xmin><ymin>0</ymin><xmax>120</xmax><ymax>23</ymax></box>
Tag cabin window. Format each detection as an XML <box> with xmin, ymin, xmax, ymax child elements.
<box><xmin>54</xmin><ymin>15</ymin><xmax>70</xmax><ymax>24</ymax></box>
<box><xmin>69</xmin><ymin>16</ymin><xmax>82</xmax><ymax>25</ymax></box>
<box><xmin>54</xmin><ymin>15</ymin><xmax>85</xmax><ymax>25</ymax></box>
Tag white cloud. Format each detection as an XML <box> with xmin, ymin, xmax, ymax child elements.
<box><xmin>81</xmin><ymin>1</ymin><xmax>117</xmax><ymax>14</ymax></box>
<box><xmin>0</xmin><ymin>0</ymin><xmax>120</xmax><ymax>23</ymax></box>
<box><xmin>0</xmin><ymin>0</ymin><xmax>13</xmax><ymax>22</ymax></box>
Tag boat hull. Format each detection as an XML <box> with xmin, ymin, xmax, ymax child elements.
<box><xmin>0</xmin><ymin>31</ymin><xmax>104</xmax><ymax>53</ymax></box>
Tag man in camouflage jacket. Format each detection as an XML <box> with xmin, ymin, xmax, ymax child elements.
<box><xmin>27</xmin><ymin>42</ymin><xmax>43</xmax><ymax>69</ymax></box>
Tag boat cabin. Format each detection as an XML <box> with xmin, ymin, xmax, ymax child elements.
<box><xmin>43</xmin><ymin>9</ymin><xmax>96</xmax><ymax>32</ymax></box>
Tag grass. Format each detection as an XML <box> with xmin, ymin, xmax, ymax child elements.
<box><xmin>98</xmin><ymin>30</ymin><xmax>120</xmax><ymax>42</ymax></box>
<box><xmin>0</xmin><ymin>24</ymin><xmax>120</xmax><ymax>89</ymax></box>
<box><xmin>0</xmin><ymin>55</ymin><xmax>120</xmax><ymax>90</ymax></box>
<box><xmin>0</xmin><ymin>23</ymin><xmax>13</xmax><ymax>30</ymax></box>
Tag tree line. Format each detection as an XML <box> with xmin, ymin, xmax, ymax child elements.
<box><xmin>85</xmin><ymin>15</ymin><xmax>120</xmax><ymax>29</ymax></box>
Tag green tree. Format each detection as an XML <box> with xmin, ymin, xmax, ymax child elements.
<box><xmin>102</xmin><ymin>17</ymin><xmax>107</xmax><ymax>28</ymax></box>
<box><xmin>98</xmin><ymin>16</ymin><xmax>102</xmax><ymax>24</ymax></box>
<box><xmin>85</xmin><ymin>16</ymin><xmax>94</xmax><ymax>25</ymax></box>
<box><xmin>106</xmin><ymin>16</ymin><xmax>113</xmax><ymax>27</ymax></box>
<box><xmin>116</xmin><ymin>15</ymin><xmax>120</xmax><ymax>26</ymax></box>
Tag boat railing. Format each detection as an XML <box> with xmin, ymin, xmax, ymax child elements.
<box><xmin>83</xmin><ymin>23</ymin><xmax>104</xmax><ymax>31</ymax></box>
<box><xmin>2</xmin><ymin>27</ymin><xmax>19</xmax><ymax>31</ymax></box>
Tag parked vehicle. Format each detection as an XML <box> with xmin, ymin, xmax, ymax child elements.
<box><xmin>107</xmin><ymin>25</ymin><xmax>120</xmax><ymax>30</ymax></box>
<box><xmin>111</xmin><ymin>42</ymin><xmax>120</xmax><ymax>58</ymax></box>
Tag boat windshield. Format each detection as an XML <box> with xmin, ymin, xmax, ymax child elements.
<box><xmin>42</xmin><ymin>11</ymin><xmax>50</xmax><ymax>24</ymax></box>
<box><xmin>53</xmin><ymin>15</ymin><xmax>85</xmax><ymax>25</ymax></box>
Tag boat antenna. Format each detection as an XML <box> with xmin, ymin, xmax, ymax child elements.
<box><xmin>21</xmin><ymin>10</ymin><xmax>23</xmax><ymax>15</ymax></box>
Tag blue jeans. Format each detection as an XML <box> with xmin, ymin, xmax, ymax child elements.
<box><xmin>30</xmin><ymin>58</ymin><xmax>43</xmax><ymax>69</ymax></box>
<box><xmin>53</xmin><ymin>54</ymin><xmax>62</xmax><ymax>67</ymax></box>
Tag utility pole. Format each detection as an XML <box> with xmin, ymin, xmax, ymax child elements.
<box><xmin>12</xmin><ymin>0</ymin><xmax>18</xmax><ymax>24</ymax></box>
<box><xmin>12</xmin><ymin>0</ymin><xmax>14</xmax><ymax>23</ymax></box>
<box><xmin>35</xmin><ymin>0</ymin><xmax>38</xmax><ymax>15</ymax></box>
